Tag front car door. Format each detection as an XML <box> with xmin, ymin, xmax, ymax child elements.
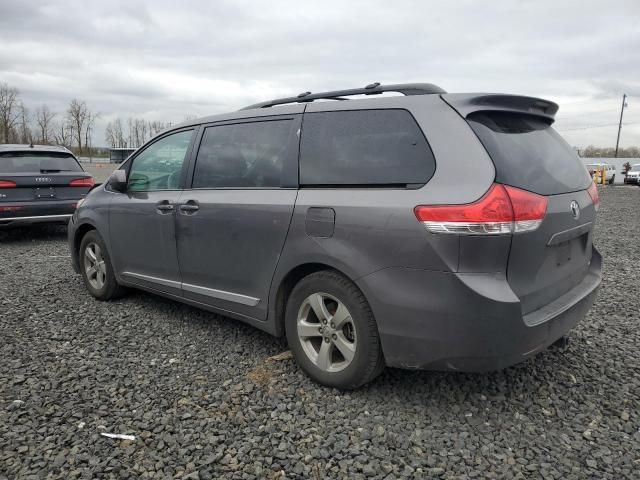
<box><xmin>176</xmin><ymin>115</ymin><xmax>301</xmax><ymax>320</ymax></box>
<box><xmin>109</xmin><ymin>128</ymin><xmax>196</xmax><ymax>296</ymax></box>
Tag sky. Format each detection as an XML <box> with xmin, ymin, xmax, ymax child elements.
<box><xmin>1</xmin><ymin>0</ymin><xmax>639</xmax><ymax>149</ymax></box>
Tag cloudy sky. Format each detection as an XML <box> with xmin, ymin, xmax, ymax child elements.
<box><xmin>1</xmin><ymin>0</ymin><xmax>639</xmax><ymax>149</ymax></box>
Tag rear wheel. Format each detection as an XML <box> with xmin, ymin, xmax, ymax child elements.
<box><xmin>79</xmin><ymin>230</ymin><xmax>126</xmax><ymax>300</ymax></box>
<box><xmin>285</xmin><ymin>271</ymin><xmax>384</xmax><ymax>389</ymax></box>
<box><xmin>608</xmin><ymin>175</ymin><xmax>615</xmax><ymax>185</ymax></box>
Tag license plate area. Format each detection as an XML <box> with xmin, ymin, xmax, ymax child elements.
<box><xmin>554</xmin><ymin>233</ymin><xmax>588</xmax><ymax>267</ymax></box>
<box><xmin>35</xmin><ymin>187</ymin><xmax>56</xmax><ymax>199</ymax></box>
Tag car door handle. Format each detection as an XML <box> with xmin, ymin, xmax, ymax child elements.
<box><xmin>179</xmin><ymin>200</ymin><xmax>199</xmax><ymax>214</ymax></box>
<box><xmin>155</xmin><ymin>201</ymin><xmax>174</xmax><ymax>214</ymax></box>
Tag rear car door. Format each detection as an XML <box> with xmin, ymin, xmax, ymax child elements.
<box><xmin>108</xmin><ymin>128</ymin><xmax>196</xmax><ymax>296</ymax></box>
<box><xmin>176</xmin><ymin>115</ymin><xmax>301</xmax><ymax>320</ymax></box>
<box><xmin>0</xmin><ymin>150</ymin><xmax>93</xmax><ymax>222</ymax></box>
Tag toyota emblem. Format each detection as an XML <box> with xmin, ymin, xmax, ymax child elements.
<box><xmin>570</xmin><ymin>200</ymin><xmax>580</xmax><ymax>220</ymax></box>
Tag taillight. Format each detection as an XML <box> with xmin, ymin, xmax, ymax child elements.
<box><xmin>0</xmin><ymin>206</ymin><xmax>22</xmax><ymax>213</ymax></box>
<box><xmin>0</xmin><ymin>180</ymin><xmax>17</xmax><ymax>188</ymax></box>
<box><xmin>504</xmin><ymin>185</ymin><xmax>548</xmax><ymax>233</ymax></box>
<box><xmin>69</xmin><ymin>177</ymin><xmax>95</xmax><ymax>188</ymax></box>
<box><xmin>415</xmin><ymin>183</ymin><xmax>548</xmax><ymax>235</ymax></box>
<box><xmin>586</xmin><ymin>182</ymin><xmax>600</xmax><ymax>211</ymax></box>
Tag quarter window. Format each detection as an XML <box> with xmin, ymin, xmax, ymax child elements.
<box><xmin>299</xmin><ymin>109</ymin><xmax>435</xmax><ymax>186</ymax></box>
<box><xmin>128</xmin><ymin>130</ymin><xmax>193</xmax><ymax>192</ymax></box>
<box><xmin>193</xmin><ymin>120</ymin><xmax>293</xmax><ymax>188</ymax></box>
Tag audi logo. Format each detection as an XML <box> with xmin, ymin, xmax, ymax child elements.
<box><xmin>35</xmin><ymin>177</ymin><xmax>52</xmax><ymax>182</ymax></box>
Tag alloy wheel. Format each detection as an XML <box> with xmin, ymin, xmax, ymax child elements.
<box><xmin>297</xmin><ymin>292</ymin><xmax>357</xmax><ymax>373</ymax></box>
<box><xmin>84</xmin><ymin>242</ymin><xmax>107</xmax><ymax>290</ymax></box>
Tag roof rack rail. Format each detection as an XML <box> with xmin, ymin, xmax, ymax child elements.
<box><xmin>240</xmin><ymin>82</ymin><xmax>446</xmax><ymax>110</ymax></box>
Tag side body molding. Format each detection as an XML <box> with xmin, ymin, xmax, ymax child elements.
<box><xmin>121</xmin><ymin>272</ymin><xmax>260</xmax><ymax>307</ymax></box>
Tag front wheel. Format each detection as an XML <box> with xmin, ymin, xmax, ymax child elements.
<box><xmin>79</xmin><ymin>230</ymin><xmax>126</xmax><ymax>300</ymax></box>
<box><xmin>285</xmin><ymin>271</ymin><xmax>384</xmax><ymax>389</ymax></box>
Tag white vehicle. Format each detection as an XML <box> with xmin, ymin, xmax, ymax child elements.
<box><xmin>587</xmin><ymin>163</ymin><xmax>616</xmax><ymax>185</ymax></box>
<box><xmin>624</xmin><ymin>163</ymin><xmax>640</xmax><ymax>185</ymax></box>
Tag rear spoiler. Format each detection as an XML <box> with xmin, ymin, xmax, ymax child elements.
<box><xmin>441</xmin><ymin>93</ymin><xmax>559</xmax><ymax>123</ymax></box>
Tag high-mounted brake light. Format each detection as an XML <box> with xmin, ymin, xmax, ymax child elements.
<box><xmin>0</xmin><ymin>180</ymin><xmax>17</xmax><ymax>188</ymax></box>
<box><xmin>69</xmin><ymin>177</ymin><xmax>95</xmax><ymax>188</ymax></box>
<box><xmin>586</xmin><ymin>182</ymin><xmax>599</xmax><ymax>211</ymax></box>
<box><xmin>414</xmin><ymin>183</ymin><xmax>548</xmax><ymax>235</ymax></box>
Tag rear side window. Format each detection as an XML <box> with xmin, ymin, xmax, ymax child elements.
<box><xmin>193</xmin><ymin>120</ymin><xmax>293</xmax><ymax>188</ymax></box>
<box><xmin>0</xmin><ymin>152</ymin><xmax>83</xmax><ymax>173</ymax></box>
<box><xmin>299</xmin><ymin>109</ymin><xmax>435</xmax><ymax>186</ymax></box>
<box><xmin>467</xmin><ymin>112</ymin><xmax>592</xmax><ymax>195</ymax></box>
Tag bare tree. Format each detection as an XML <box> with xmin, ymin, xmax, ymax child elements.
<box><xmin>66</xmin><ymin>98</ymin><xmax>89</xmax><ymax>153</ymax></box>
<box><xmin>35</xmin><ymin>105</ymin><xmax>56</xmax><ymax>144</ymax></box>
<box><xmin>53</xmin><ymin>120</ymin><xmax>72</xmax><ymax>147</ymax></box>
<box><xmin>106</xmin><ymin>117</ymin><xmax>169</xmax><ymax>148</ymax></box>
<box><xmin>105</xmin><ymin>122</ymin><xmax>115</xmax><ymax>148</ymax></box>
<box><xmin>114</xmin><ymin>118</ymin><xmax>125</xmax><ymax>147</ymax></box>
<box><xmin>149</xmin><ymin>120</ymin><xmax>167</xmax><ymax>137</ymax></box>
<box><xmin>84</xmin><ymin>111</ymin><xmax>99</xmax><ymax>156</ymax></box>
<box><xmin>17</xmin><ymin>102</ymin><xmax>32</xmax><ymax>144</ymax></box>
<box><xmin>105</xmin><ymin>118</ymin><xmax>127</xmax><ymax>148</ymax></box>
<box><xmin>0</xmin><ymin>82</ymin><xmax>20</xmax><ymax>143</ymax></box>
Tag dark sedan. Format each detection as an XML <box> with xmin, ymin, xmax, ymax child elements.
<box><xmin>0</xmin><ymin>144</ymin><xmax>94</xmax><ymax>227</ymax></box>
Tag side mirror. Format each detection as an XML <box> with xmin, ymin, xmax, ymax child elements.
<box><xmin>107</xmin><ymin>169</ymin><xmax>127</xmax><ymax>192</ymax></box>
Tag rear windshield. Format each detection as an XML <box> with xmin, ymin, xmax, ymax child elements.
<box><xmin>631</xmin><ymin>165</ymin><xmax>640</xmax><ymax>172</ymax></box>
<box><xmin>467</xmin><ymin>112</ymin><xmax>592</xmax><ymax>195</ymax></box>
<box><xmin>0</xmin><ymin>151</ymin><xmax>83</xmax><ymax>173</ymax></box>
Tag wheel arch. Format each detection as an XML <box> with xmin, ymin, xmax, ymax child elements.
<box><xmin>70</xmin><ymin>221</ymin><xmax>98</xmax><ymax>273</ymax></box>
<box><xmin>269</xmin><ymin>262</ymin><xmax>363</xmax><ymax>337</ymax></box>
<box><xmin>73</xmin><ymin>222</ymin><xmax>97</xmax><ymax>255</ymax></box>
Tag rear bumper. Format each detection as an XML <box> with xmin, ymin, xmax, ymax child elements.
<box><xmin>358</xmin><ymin>247</ymin><xmax>602</xmax><ymax>372</ymax></box>
<box><xmin>0</xmin><ymin>200</ymin><xmax>77</xmax><ymax>226</ymax></box>
<box><xmin>624</xmin><ymin>177</ymin><xmax>639</xmax><ymax>184</ymax></box>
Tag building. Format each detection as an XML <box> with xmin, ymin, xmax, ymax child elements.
<box><xmin>109</xmin><ymin>148</ymin><xmax>137</xmax><ymax>164</ymax></box>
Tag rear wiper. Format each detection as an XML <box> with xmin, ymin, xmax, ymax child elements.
<box><xmin>40</xmin><ymin>169</ymin><xmax>61</xmax><ymax>173</ymax></box>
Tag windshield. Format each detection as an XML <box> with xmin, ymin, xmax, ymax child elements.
<box><xmin>631</xmin><ymin>165</ymin><xmax>640</xmax><ymax>172</ymax></box>
<box><xmin>0</xmin><ymin>151</ymin><xmax>83</xmax><ymax>173</ymax></box>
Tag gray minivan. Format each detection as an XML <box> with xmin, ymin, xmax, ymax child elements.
<box><xmin>68</xmin><ymin>83</ymin><xmax>602</xmax><ymax>389</ymax></box>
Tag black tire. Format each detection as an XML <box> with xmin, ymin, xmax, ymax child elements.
<box><xmin>285</xmin><ymin>270</ymin><xmax>384</xmax><ymax>389</ymax></box>
<box><xmin>609</xmin><ymin>175</ymin><xmax>615</xmax><ymax>185</ymax></box>
<box><xmin>79</xmin><ymin>230</ymin><xmax>126</xmax><ymax>301</ymax></box>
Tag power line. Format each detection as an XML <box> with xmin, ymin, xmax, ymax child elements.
<box><xmin>556</xmin><ymin>108</ymin><xmax>620</xmax><ymax>120</ymax></box>
<box><xmin>557</xmin><ymin>121</ymin><xmax>640</xmax><ymax>132</ymax></box>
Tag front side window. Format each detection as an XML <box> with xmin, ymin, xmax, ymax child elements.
<box><xmin>193</xmin><ymin>120</ymin><xmax>293</xmax><ymax>188</ymax></box>
<box><xmin>128</xmin><ymin>130</ymin><xmax>193</xmax><ymax>192</ymax></box>
<box><xmin>299</xmin><ymin>109</ymin><xmax>435</xmax><ymax>186</ymax></box>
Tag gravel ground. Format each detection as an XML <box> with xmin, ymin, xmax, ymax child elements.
<box><xmin>1</xmin><ymin>186</ymin><xmax>639</xmax><ymax>479</ymax></box>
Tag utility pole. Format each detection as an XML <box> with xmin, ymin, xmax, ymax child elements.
<box><xmin>614</xmin><ymin>93</ymin><xmax>627</xmax><ymax>158</ymax></box>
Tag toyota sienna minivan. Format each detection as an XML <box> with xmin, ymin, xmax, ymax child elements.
<box><xmin>68</xmin><ymin>83</ymin><xmax>602</xmax><ymax>389</ymax></box>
